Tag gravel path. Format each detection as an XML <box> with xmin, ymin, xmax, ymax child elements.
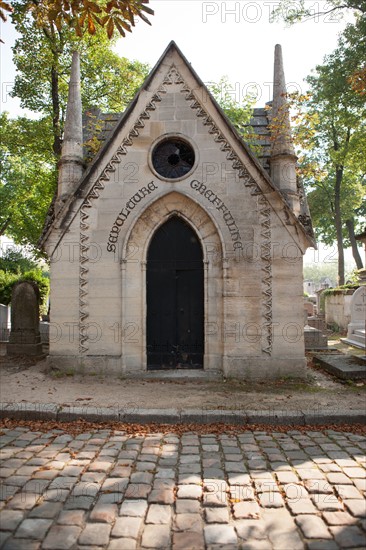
<box><xmin>1</xmin><ymin>356</ymin><xmax>365</xmax><ymax>414</ymax></box>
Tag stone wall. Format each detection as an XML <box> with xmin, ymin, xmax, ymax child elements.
<box><xmin>325</xmin><ymin>291</ymin><xmax>353</xmax><ymax>332</ymax></box>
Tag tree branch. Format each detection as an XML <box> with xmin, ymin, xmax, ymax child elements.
<box><xmin>0</xmin><ymin>217</ymin><xmax>11</xmax><ymax>237</ymax></box>
<box><xmin>284</xmin><ymin>3</ymin><xmax>365</xmax><ymax>24</ymax></box>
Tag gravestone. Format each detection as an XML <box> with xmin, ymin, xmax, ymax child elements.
<box><xmin>304</xmin><ymin>304</ymin><xmax>327</xmax><ymax>350</ymax></box>
<box><xmin>304</xmin><ymin>301</ymin><xmax>315</xmax><ymax>317</ymax></box>
<box><xmin>7</xmin><ymin>281</ymin><xmax>43</xmax><ymax>356</ymax></box>
<box><xmin>343</xmin><ymin>286</ymin><xmax>366</xmax><ymax>350</ymax></box>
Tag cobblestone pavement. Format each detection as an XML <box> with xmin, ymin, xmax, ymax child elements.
<box><xmin>0</xmin><ymin>427</ymin><xmax>365</xmax><ymax>549</ymax></box>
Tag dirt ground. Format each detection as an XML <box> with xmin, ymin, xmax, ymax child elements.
<box><xmin>0</xmin><ymin>350</ymin><xmax>365</xmax><ymax>413</ymax></box>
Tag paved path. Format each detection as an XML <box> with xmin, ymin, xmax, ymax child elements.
<box><xmin>0</xmin><ymin>427</ymin><xmax>365</xmax><ymax>549</ymax></box>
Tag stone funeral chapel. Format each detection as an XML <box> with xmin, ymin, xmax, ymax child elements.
<box><xmin>39</xmin><ymin>42</ymin><xmax>315</xmax><ymax>379</ymax></box>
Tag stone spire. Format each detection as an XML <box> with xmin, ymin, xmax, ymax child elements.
<box><xmin>56</xmin><ymin>51</ymin><xmax>84</xmax><ymax>212</ymax></box>
<box><xmin>270</xmin><ymin>44</ymin><xmax>300</xmax><ymax>215</ymax></box>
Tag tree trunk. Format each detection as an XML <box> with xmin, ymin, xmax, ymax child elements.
<box><xmin>42</xmin><ymin>23</ymin><xmax>63</xmax><ymax>159</ymax></box>
<box><xmin>346</xmin><ymin>218</ymin><xmax>364</xmax><ymax>269</ymax></box>
<box><xmin>334</xmin><ymin>166</ymin><xmax>345</xmax><ymax>285</ymax></box>
<box><xmin>51</xmin><ymin>63</ymin><xmax>62</xmax><ymax>158</ymax></box>
<box><xmin>0</xmin><ymin>217</ymin><xmax>11</xmax><ymax>237</ymax></box>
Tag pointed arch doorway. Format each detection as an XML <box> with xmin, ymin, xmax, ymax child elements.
<box><xmin>146</xmin><ymin>216</ymin><xmax>204</xmax><ymax>370</ymax></box>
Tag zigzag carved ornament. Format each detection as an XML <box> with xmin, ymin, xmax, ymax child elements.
<box><xmin>78</xmin><ymin>64</ymin><xmax>272</xmax><ymax>355</ymax></box>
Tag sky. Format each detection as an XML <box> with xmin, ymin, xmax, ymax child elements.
<box><xmin>0</xmin><ymin>0</ymin><xmax>353</xmax><ymax>114</ymax></box>
<box><xmin>112</xmin><ymin>0</ymin><xmax>350</xmax><ymax>106</ymax></box>
<box><xmin>0</xmin><ymin>0</ymin><xmax>361</xmax><ymax>268</ymax></box>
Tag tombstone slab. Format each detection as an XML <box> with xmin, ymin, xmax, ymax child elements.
<box><xmin>341</xmin><ymin>286</ymin><xmax>366</xmax><ymax>350</ymax></box>
<box><xmin>7</xmin><ymin>281</ymin><xmax>43</xmax><ymax>356</ymax></box>
<box><xmin>304</xmin><ymin>326</ymin><xmax>328</xmax><ymax>350</ymax></box>
<box><xmin>314</xmin><ymin>354</ymin><xmax>366</xmax><ymax>380</ymax></box>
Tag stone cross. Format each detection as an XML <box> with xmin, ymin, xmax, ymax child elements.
<box><xmin>7</xmin><ymin>281</ymin><xmax>43</xmax><ymax>356</ymax></box>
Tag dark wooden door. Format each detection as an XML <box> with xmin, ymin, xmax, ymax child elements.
<box><xmin>147</xmin><ymin>216</ymin><xmax>204</xmax><ymax>369</ymax></box>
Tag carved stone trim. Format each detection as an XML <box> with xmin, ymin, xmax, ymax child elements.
<box><xmin>170</xmin><ymin>66</ymin><xmax>273</xmax><ymax>354</ymax></box>
<box><xmin>77</xmin><ymin>63</ymin><xmax>272</xmax><ymax>354</ymax></box>
<box><xmin>169</xmin><ymin>67</ymin><xmax>261</xmax><ymax>196</ymax></box>
<box><xmin>258</xmin><ymin>195</ymin><xmax>273</xmax><ymax>355</ymax></box>
<box><xmin>79</xmin><ymin>207</ymin><xmax>89</xmax><ymax>354</ymax></box>
<box><xmin>77</xmin><ymin>74</ymin><xmax>174</xmax><ymax>353</ymax></box>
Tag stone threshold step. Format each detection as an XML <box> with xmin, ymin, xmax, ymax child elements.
<box><xmin>127</xmin><ymin>369</ymin><xmax>223</xmax><ymax>380</ymax></box>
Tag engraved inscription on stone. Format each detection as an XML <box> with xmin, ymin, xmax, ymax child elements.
<box><xmin>350</xmin><ymin>286</ymin><xmax>366</xmax><ymax>322</ymax></box>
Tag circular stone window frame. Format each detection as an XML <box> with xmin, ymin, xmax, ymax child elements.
<box><xmin>149</xmin><ymin>133</ymin><xmax>199</xmax><ymax>183</ymax></box>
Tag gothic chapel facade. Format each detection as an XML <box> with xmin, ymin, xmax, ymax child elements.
<box><xmin>39</xmin><ymin>42</ymin><xmax>315</xmax><ymax>379</ymax></box>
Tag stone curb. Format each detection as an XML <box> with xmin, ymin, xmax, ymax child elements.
<box><xmin>0</xmin><ymin>402</ymin><xmax>365</xmax><ymax>426</ymax></box>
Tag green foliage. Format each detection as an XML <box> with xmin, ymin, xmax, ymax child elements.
<box><xmin>0</xmin><ymin>249</ymin><xmax>39</xmax><ymax>274</ymax></box>
<box><xmin>0</xmin><ymin>268</ymin><xmax>49</xmax><ymax>310</ymax></box>
<box><xmin>0</xmin><ymin>248</ymin><xmax>49</xmax><ymax>312</ymax></box>
<box><xmin>274</xmin><ymin>0</ymin><xmax>366</xmax><ymax>284</ymax></box>
<box><xmin>289</xmin><ymin>34</ymin><xmax>366</xmax><ymax>283</ymax></box>
<box><xmin>0</xmin><ymin>112</ymin><xmax>56</xmax><ymax>251</ymax></box>
<box><xmin>1</xmin><ymin>5</ymin><xmax>149</xmax><ymax>251</ymax></box>
<box><xmin>293</xmin><ymin>38</ymin><xmax>366</xmax><ymax>193</ymax></box>
<box><xmin>0</xmin><ymin>271</ymin><xmax>19</xmax><ymax>305</ymax></box>
<box><xmin>80</xmin><ymin>44</ymin><xmax>149</xmax><ymax>113</ymax></box>
<box><xmin>10</xmin><ymin>5</ymin><xmax>149</xmax><ymax>134</ymax></box>
<box><xmin>21</xmin><ymin>269</ymin><xmax>50</xmax><ymax>308</ymax></box>
<box><xmin>303</xmin><ymin>263</ymin><xmax>338</xmax><ymax>286</ymax></box>
<box><xmin>306</xmin><ymin>179</ymin><xmax>365</xmax><ymax>247</ymax></box>
<box><xmin>322</xmin><ymin>283</ymin><xmax>363</xmax><ymax>297</ymax></box>
<box><xmin>350</xmin><ymin>267</ymin><xmax>366</xmax><ymax>283</ymax></box>
<box><xmin>209</xmin><ymin>77</ymin><xmax>254</xmax><ymax>130</ymax></box>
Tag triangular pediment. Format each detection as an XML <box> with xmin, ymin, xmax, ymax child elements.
<box><xmin>40</xmin><ymin>41</ymin><xmax>315</xmax><ymax>253</ymax></box>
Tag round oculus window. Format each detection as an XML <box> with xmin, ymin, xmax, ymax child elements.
<box><xmin>152</xmin><ymin>138</ymin><xmax>195</xmax><ymax>179</ymax></box>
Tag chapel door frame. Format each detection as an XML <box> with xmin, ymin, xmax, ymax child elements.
<box><xmin>121</xmin><ymin>193</ymin><xmax>224</xmax><ymax>374</ymax></box>
<box><xmin>146</xmin><ymin>215</ymin><xmax>204</xmax><ymax>370</ymax></box>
